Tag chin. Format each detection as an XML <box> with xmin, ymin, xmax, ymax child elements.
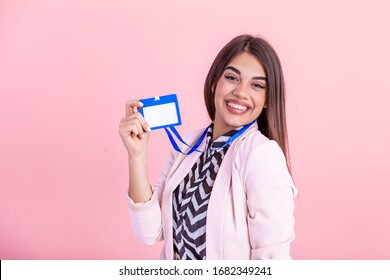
<box><xmin>229</xmin><ymin>117</ymin><xmax>255</xmax><ymax>127</ymax></box>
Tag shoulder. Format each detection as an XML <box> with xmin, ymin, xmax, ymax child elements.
<box><xmin>234</xmin><ymin>129</ymin><xmax>297</xmax><ymax>197</ymax></box>
<box><xmin>234</xmin><ymin>129</ymin><xmax>289</xmax><ymax>178</ymax></box>
<box><xmin>235</xmin><ymin>129</ymin><xmax>281</xmax><ymax>159</ymax></box>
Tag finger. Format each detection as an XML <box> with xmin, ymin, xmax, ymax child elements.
<box><xmin>129</xmin><ymin>118</ymin><xmax>145</xmax><ymax>139</ymax></box>
<box><xmin>125</xmin><ymin>100</ymin><xmax>144</xmax><ymax>117</ymax></box>
<box><xmin>131</xmin><ymin>112</ymin><xmax>151</xmax><ymax>132</ymax></box>
<box><xmin>122</xmin><ymin>113</ymin><xmax>151</xmax><ymax>133</ymax></box>
<box><xmin>132</xmin><ymin>121</ymin><xmax>145</xmax><ymax>139</ymax></box>
<box><xmin>127</xmin><ymin>123</ymin><xmax>141</xmax><ymax>137</ymax></box>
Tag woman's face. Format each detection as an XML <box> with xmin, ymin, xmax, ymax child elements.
<box><xmin>213</xmin><ymin>52</ymin><xmax>267</xmax><ymax>138</ymax></box>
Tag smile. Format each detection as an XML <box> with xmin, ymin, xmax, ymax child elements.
<box><xmin>226</xmin><ymin>101</ymin><xmax>249</xmax><ymax>111</ymax></box>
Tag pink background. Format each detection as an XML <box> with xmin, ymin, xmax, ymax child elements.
<box><xmin>1</xmin><ymin>0</ymin><xmax>390</xmax><ymax>259</ymax></box>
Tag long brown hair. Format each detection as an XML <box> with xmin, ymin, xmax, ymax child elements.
<box><xmin>204</xmin><ymin>34</ymin><xmax>291</xmax><ymax>172</ymax></box>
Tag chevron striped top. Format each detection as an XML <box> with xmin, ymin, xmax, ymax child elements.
<box><xmin>172</xmin><ymin>124</ymin><xmax>243</xmax><ymax>260</ymax></box>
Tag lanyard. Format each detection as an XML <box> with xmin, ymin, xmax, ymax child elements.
<box><xmin>164</xmin><ymin>120</ymin><xmax>255</xmax><ymax>155</ymax></box>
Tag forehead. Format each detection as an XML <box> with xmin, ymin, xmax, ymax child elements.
<box><xmin>227</xmin><ymin>52</ymin><xmax>265</xmax><ymax>76</ymax></box>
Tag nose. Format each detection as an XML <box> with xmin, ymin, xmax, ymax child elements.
<box><xmin>232</xmin><ymin>84</ymin><xmax>247</xmax><ymax>99</ymax></box>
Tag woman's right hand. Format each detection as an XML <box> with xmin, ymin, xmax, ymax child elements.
<box><xmin>119</xmin><ymin>100</ymin><xmax>151</xmax><ymax>157</ymax></box>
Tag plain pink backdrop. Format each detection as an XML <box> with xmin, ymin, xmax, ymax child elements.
<box><xmin>1</xmin><ymin>0</ymin><xmax>390</xmax><ymax>259</ymax></box>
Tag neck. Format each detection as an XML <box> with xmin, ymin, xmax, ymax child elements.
<box><xmin>212</xmin><ymin>125</ymin><xmax>235</xmax><ymax>142</ymax></box>
<box><xmin>212</xmin><ymin>121</ymin><xmax>256</xmax><ymax>142</ymax></box>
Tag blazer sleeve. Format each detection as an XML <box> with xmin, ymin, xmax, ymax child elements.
<box><xmin>243</xmin><ymin>140</ymin><xmax>297</xmax><ymax>259</ymax></box>
<box><xmin>126</xmin><ymin>148</ymin><xmax>176</xmax><ymax>245</ymax></box>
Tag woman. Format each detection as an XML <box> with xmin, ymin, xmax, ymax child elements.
<box><xmin>119</xmin><ymin>34</ymin><xmax>297</xmax><ymax>260</ymax></box>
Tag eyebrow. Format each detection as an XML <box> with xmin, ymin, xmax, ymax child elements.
<box><xmin>225</xmin><ymin>66</ymin><xmax>267</xmax><ymax>81</ymax></box>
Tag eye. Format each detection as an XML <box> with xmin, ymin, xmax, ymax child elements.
<box><xmin>224</xmin><ymin>75</ymin><xmax>238</xmax><ymax>82</ymax></box>
<box><xmin>253</xmin><ymin>83</ymin><xmax>266</xmax><ymax>89</ymax></box>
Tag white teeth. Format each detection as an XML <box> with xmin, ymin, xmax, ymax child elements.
<box><xmin>227</xmin><ymin>102</ymin><xmax>248</xmax><ymax>111</ymax></box>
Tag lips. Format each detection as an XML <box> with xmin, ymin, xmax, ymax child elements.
<box><xmin>225</xmin><ymin>100</ymin><xmax>250</xmax><ymax>112</ymax></box>
<box><xmin>227</xmin><ymin>102</ymin><xmax>248</xmax><ymax>111</ymax></box>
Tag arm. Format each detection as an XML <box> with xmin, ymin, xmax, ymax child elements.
<box><xmin>126</xmin><ymin>148</ymin><xmax>176</xmax><ymax>245</ymax></box>
<box><xmin>244</xmin><ymin>140</ymin><xmax>297</xmax><ymax>260</ymax></box>
<box><xmin>119</xmin><ymin>100</ymin><xmax>160</xmax><ymax>244</ymax></box>
<box><xmin>119</xmin><ymin>100</ymin><xmax>153</xmax><ymax>203</ymax></box>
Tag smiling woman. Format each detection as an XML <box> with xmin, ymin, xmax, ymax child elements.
<box><xmin>119</xmin><ymin>34</ymin><xmax>297</xmax><ymax>260</ymax></box>
<box><xmin>212</xmin><ymin>52</ymin><xmax>267</xmax><ymax>140</ymax></box>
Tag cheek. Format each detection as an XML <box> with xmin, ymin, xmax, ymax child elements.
<box><xmin>214</xmin><ymin>82</ymin><xmax>224</xmax><ymax>101</ymax></box>
<box><xmin>253</xmin><ymin>95</ymin><xmax>266</xmax><ymax>111</ymax></box>
<box><xmin>215</xmin><ymin>80</ymin><xmax>232</xmax><ymax>99</ymax></box>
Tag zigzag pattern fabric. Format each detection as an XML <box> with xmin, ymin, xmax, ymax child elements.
<box><xmin>172</xmin><ymin>124</ymin><xmax>242</xmax><ymax>260</ymax></box>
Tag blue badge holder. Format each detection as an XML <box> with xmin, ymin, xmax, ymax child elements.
<box><xmin>139</xmin><ymin>94</ymin><xmax>182</xmax><ymax>130</ymax></box>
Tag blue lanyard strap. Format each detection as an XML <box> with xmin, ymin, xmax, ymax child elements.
<box><xmin>209</xmin><ymin>120</ymin><xmax>255</xmax><ymax>152</ymax></box>
<box><xmin>164</xmin><ymin>126</ymin><xmax>207</xmax><ymax>155</ymax></box>
<box><xmin>164</xmin><ymin>120</ymin><xmax>255</xmax><ymax>155</ymax></box>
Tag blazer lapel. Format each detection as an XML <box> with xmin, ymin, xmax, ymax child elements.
<box><xmin>161</xmin><ymin>128</ymin><xmax>208</xmax><ymax>259</ymax></box>
<box><xmin>206</xmin><ymin>123</ymin><xmax>259</xmax><ymax>259</ymax></box>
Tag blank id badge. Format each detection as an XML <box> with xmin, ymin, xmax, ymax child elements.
<box><xmin>138</xmin><ymin>94</ymin><xmax>182</xmax><ymax>130</ymax></box>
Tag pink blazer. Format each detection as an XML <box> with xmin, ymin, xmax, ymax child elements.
<box><xmin>127</xmin><ymin>122</ymin><xmax>297</xmax><ymax>259</ymax></box>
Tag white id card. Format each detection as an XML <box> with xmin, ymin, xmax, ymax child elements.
<box><xmin>139</xmin><ymin>94</ymin><xmax>182</xmax><ymax>130</ymax></box>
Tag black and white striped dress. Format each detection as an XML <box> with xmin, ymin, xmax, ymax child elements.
<box><xmin>172</xmin><ymin>124</ymin><xmax>242</xmax><ymax>260</ymax></box>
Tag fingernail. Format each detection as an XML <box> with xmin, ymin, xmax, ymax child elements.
<box><xmin>141</xmin><ymin>133</ymin><xmax>144</xmax><ymax>139</ymax></box>
<box><xmin>138</xmin><ymin>101</ymin><xmax>144</xmax><ymax>106</ymax></box>
<box><xmin>147</xmin><ymin>127</ymin><xmax>151</xmax><ymax>132</ymax></box>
